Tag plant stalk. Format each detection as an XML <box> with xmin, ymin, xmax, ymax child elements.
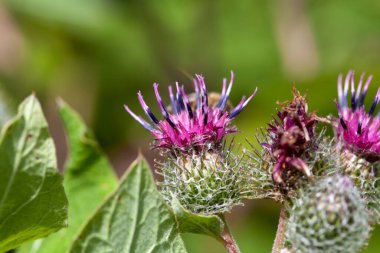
<box><xmin>272</xmin><ymin>207</ymin><xmax>287</xmax><ymax>253</ymax></box>
<box><xmin>219</xmin><ymin>214</ymin><xmax>241</xmax><ymax>253</ymax></box>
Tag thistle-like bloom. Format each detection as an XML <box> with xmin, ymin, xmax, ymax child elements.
<box><xmin>261</xmin><ymin>88</ymin><xmax>318</xmax><ymax>185</ymax></box>
<box><xmin>336</xmin><ymin>70</ymin><xmax>380</xmax><ymax>162</ymax></box>
<box><xmin>125</xmin><ymin>72</ymin><xmax>257</xmax><ymax>152</ymax></box>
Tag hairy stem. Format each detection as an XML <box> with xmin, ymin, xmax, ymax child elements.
<box><xmin>219</xmin><ymin>214</ymin><xmax>241</xmax><ymax>253</ymax></box>
<box><xmin>272</xmin><ymin>207</ymin><xmax>287</xmax><ymax>253</ymax></box>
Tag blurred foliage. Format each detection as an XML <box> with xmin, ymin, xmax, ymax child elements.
<box><xmin>0</xmin><ymin>0</ymin><xmax>379</xmax><ymax>252</ymax></box>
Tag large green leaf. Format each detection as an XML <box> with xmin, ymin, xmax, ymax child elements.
<box><xmin>69</xmin><ymin>157</ymin><xmax>188</xmax><ymax>253</ymax></box>
<box><xmin>171</xmin><ymin>199</ymin><xmax>225</xmax><ymax>242</ymax></box>
<box><xmin>18</xmin><ymin>100</ymin><xmax>118</xmax><ymax>253</ymax></box>
<box><xmin>0</xmin><ymin>95</ymin><xmax>68</xmax><ymax>252</ymax></box>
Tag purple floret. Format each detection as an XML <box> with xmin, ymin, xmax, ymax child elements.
<box><xmin>336</xmin><ymin>70</ymin><xmax>380</xmax><ymax>162</ymax></box>
<box><xmin>125</xmin><ymin>71</ymin><xmax>257</xmax><ymax>153</ymax></box>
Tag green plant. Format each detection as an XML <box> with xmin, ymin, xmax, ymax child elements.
<box><xmin>1</xmin><ymin>70</ymin><xmax>379</xmax><ymax>253</ymax></box>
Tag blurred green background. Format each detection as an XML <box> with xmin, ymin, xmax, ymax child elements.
<box><xmin>0</xmin><ymin>0</ymin><xmax>379</xmax><ymax>252</ymax></box>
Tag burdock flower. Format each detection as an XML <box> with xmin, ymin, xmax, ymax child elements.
<box><xmin>261</xmin><ymin>88</ymin><xmax>318</xmax><ymax>185</ymax></box>
<box><xmin>125</xmin><ymin>72</ymin><xmax>257</xmax><ymax>153</ymax></box>
<box><xmin>336</xmin><ymin>70</ymin><xmax>380</xmax><ymax>162</ymax></box>
<box><xmin>125</xmin><ymin>72</ymin><xmax>257</xmax><ymax>214</ymax></box>
<box><xmin>334</xmin><ymin>70</ymin><xmax>380</xmax><ymax>224</ymax></box>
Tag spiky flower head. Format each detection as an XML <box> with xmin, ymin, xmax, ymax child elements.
<box><xmin>248</xmin><ymin>130</ymin><xmax>332</xmax><ymax>203</ymax></box>
<box><xmin>333</xmin><ymin>71</ymin><xmax>380</xmax><ymax>224</ymax></box>
<box><xmin>286</xmin><ymin>174</ymin><xmax>370</xmax><ymax>253</ymax></box>
<box><xmin>336</xmin><ymin>70</ymin><xmax>380</xmax><ymax>162</ymax></box>
<box><xmin>125</xmin><ymin>72</ymin><xmax>257</xmax><ymax>153</ymax></box>
<box><xmin>125</xmin><ymin>72</ymin><xmax>256</xmax><ymax>214</ymax></box>
<box><xmin>260</xmin><ymin>87</ymin><xmax>318</xmax><ymax>186</ymax></box>
<box><xmin>157</xmin><ymin>145</ymin><xmax>251</xmax><ymax>214</ymax></box>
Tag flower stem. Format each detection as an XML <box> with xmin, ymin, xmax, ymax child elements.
<box><xmin>272</xmin><ymin>207</ymin><xmax>287</xmax><ymax>253</ymax></box>
<box><xmin>219</xmin><ymin>214</ymin><xmax>241</xmax><ymax>253</ymax></box>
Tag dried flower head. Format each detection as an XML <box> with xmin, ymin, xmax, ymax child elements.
<box><xmin>249</xmin><ymin>128</ymin><xmax>330</xmax><ymax>202</ymax></box>
<box><xmin>286</xmin><ymin>175</ymin><xmax>370</xmax><ymax>253</ymax></box>
<box><xmin>260</xmin><ymin>87</ymin><xmax>318</xmax><ymax>185</ymax></box>
<box><xmin>125</xmin><ymin>72</ymin><xmax>257</xmax><ymax>153</ymax></box>
<box><xmin>336</xmin><ymin>70</ymin><xmax>380</xmax><ymax>162</ymax></box>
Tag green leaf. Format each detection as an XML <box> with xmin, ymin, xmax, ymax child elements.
<box><xmin>171</xmin><ymin>199</ymin><xmax>225</xmax><ymax>242</ymax></box>
<box><xmin>69</xmin><ymin>156</ymin><xmax>188</xmax><ymax>253</ymax></box>
<box><xmin>18</xmin><ymin>100</ymin><xmax>118</xmax><ymax>253</ymax></box>
<box><xmin>0</xmin><ymin>95</ymin><xmax>68</xmax><ymax>252</ymax></box>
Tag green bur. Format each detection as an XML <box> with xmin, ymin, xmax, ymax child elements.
<box><xmin>286</xmin><ymin>174</ymin><xmax>370</xmax><ymax>253</ymax></box>
<box><xmin>158</xmin><ymin>149</ymin><xmax>252</xmax><ymax>215</ymax></box>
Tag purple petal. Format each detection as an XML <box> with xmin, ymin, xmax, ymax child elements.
<box><xmin>229</xmin><ymin>96</ymin><xmax>246</xmax><ymax>119</ymax></box>
<box><xmin>368</xmin><ymin>87</ymin><xmax>380</xmax><ymax>115</ymax></box>
<box><xmin>124</xmin><ymin>105</ymin><xmax>154</xmax><ymax>131</ymax></box>
<box><xmin>289</xmin><ymin>158</ymin><xmax>311</xmax><ymax>177</ymax></box>
<box><xmin>137</xmin><ymin>91</ymin><xmax>159</xmax><ymax>124</ymax></box>
<box><xmin>219</xmin><ymin>71</ymin><xmax>235</xmax><ymax>110</ymax></box>
<box><xmin>153</xmin><ymin>84</ymin><xmax>176</xmax><ymax>128</ymax></box>
<box><xmin>343</xmin><ymin>70</ymin><xmax>353</xmax><ymax>107</ymax></box>
<box><xmin>355</xmin><ymin>73</ymin><xmax>365</xmax><ymax>104</ymax></box>
<box><xmin>350</xmin><ymin>73</ymin><xmax>356</xmax><ymax>109</ymax></box>
<box><xmin>176</xmin><ymin>82</ymin><xmax>186</xmax><ymax>112</ymax></box>
<box><xmin>338</xmin><ymin>73</ymin><xmax>344</xmax><ymax>107</ymax></box>
<box><xmin>228</xmin><ymin>87</ymin><xmax>257</xmax><ymax>119</ymax></box>
<box><xmin>359</xmin><ymin>75</ymin><xmax>373</xmax><ymax>107</ymax></box>
<box><xmin>168</xmin><ymin>85</ymin><xmax>177</xmax><ymax>114</ymax></box>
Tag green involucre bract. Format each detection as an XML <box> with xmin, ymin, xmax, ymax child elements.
<box><xmin>337</xmin><ymin>150</ymin><xmax>380</xmax><ymax>224</ymax></box>
<box><xmin>157</xmin><ymin>147</ymin><xmax>251</xmax><ymax>214</ymax></box>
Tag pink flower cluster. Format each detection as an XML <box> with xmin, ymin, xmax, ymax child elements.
<box><xmin>336</xmin><ymin>70</ymin><xmax>380</xmax><ymax>162</ymax></box>
<box><xmin>125</xmin><ymin>72</ymin><xmax>257</xmax><ymax>152</ymax></box>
